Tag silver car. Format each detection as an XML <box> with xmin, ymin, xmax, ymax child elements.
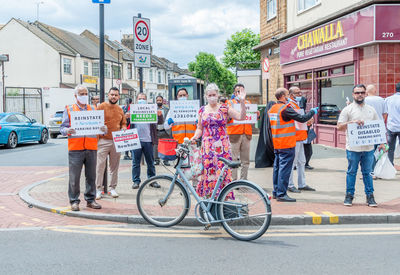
<box><xmin>48</xmin><ymin>111</ymin><xmax>64</xmax><ymax>138</ymax></box>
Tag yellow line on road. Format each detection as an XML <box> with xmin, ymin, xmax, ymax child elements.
<box><xmin>51</xmin><ymin>207</ymin><xmax>71</xmax><ymax>215</ymax></box>
<box><xmin>322</xmin><ymin>211</ymin><xmax>339</xmax><ymax>224</ymax></box>
<box><xmin>13</xmin><ymin>213</ymin><xmax>24</xmax><ymax>217</ymax></box>
<box><xmin>304</xmin><ymin>211</ymin><xmax>322</xmax><ymax>224</ymax></box>
<box><xmin>21</xmin><ymin>222</ymin><xmax>34</xmax><ymax>226</ymax></box>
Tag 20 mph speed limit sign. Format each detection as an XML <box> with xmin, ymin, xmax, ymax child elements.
<box><xmin>133</xmin><ymin>17</ymin><xmax>151</xmax><ymax>55</ymax></box>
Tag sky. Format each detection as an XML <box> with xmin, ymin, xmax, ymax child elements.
<box><xmin>0</xmin><ymin>0</ymin><xmax>259</xmax><ymax>68</ymax></box>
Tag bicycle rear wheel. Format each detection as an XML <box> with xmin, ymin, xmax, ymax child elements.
<box><xmin>218</xmin><ymin>181</ymin><xmax>271</xmax><ymax>241</ymax></box>
<box><xmin>137</xmin><ymin>175</ymin><xmax>189</xmax><ymax>227</ymax></box>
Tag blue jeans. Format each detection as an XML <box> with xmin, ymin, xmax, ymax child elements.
<box><xmin>273</xmin><ymin>147</ymin><xmax>295</xmax><ymax>197</ymax></box>
<box><xmin>387</xmin><ymin>130</ymin><xmax>400</xmax><ymax>165</ymax></box>
<box><xmin>131</xmin><ymin>141</ymin><xmax>155</xmax><ymax>184</ymax></box>
<box><xmin>346</xmin><ymin>150</ymin><xmax>374</xmax><ymax>195</ymax></box>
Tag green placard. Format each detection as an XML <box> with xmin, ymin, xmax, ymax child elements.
<box><xmin>131</xmin><ymin>113</ymin><xmax>157</xmax><ymax>123</ymax></box>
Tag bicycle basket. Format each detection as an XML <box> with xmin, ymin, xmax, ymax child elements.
<box><xmin>158</xmin><ymin>139</ymin><xmax>178</xmax><ymax>161</ymax></box>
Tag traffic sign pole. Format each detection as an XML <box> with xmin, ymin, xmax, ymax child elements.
<box><xmin>138</xmin><ymin>13</ymin><xmax>143</xmax><ymax>94</ymax></box>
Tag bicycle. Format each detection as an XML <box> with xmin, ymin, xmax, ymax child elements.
<box><xmin>136</xmin><ymin>138</ymin><xmax>272</xmax><ymax>241</ymax></box>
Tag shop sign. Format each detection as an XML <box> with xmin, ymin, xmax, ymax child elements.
<box><xmin>280</xmin><ymin>5</ymin><xmax>375</xmax><ymax>65</ymax></box>
<box><xmin>82</xmin><ymin>75</ymin><xmax>98</xmax><ymax>84</ymax></box>
<box><xmin>375</xmin><ymin>5</ymin><xmax>400</xmax><ymax>41</ymax></box>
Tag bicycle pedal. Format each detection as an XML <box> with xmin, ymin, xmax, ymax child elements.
<box><xmin>204</xmin><ymin>224</ymin><xmax>211</xmax><ymax>231</ymax></box>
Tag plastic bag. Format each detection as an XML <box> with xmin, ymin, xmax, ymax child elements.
<box><xmin>374</xmin><ymin>152</ymin><xmax>397</xmax><ymax>179</ymax></box>
<box><xmin>189</xmin><ymin>143</ymin><xmax>203</xmax><ymax>180</ymax></box>
<box><xmin>394</xmin><ymin>137</ymin><xmax>400</xmax><ymax>159</ymax></box>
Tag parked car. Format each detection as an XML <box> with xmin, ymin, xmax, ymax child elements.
<box><xmin>319</xmin><ymin>104</ymin><xmax>341</xmax><ymax>124</ymax></box>
<box><xmin>48</xmin><ymin>111</ymin><xmax>64</xmax><ymax>138</ymax></box>
<box><xmin>0</xmin><ymin>112</ymin><xmax>48</xmax><ymax>149</ymax></box>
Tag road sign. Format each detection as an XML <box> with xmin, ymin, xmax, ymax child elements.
<box><xmin>92</xmin><ymin>0</ymin><xmax>111</xmax><ymax>3</ymax></box>
<box><xmin>134</xmin><ymin>53</ymin><xmax>151</xmax><ymax>68</ymax></box>
<box><xmin>262</xmin><ymin>72</ymin><xmax>270</xmax><ymax>80</ymax></box>
<box><xmin>0</xmin><ymin>54</ymin><xmax>9</xmax><ymax>62</ymax></box>
<box><xmin>262</xmin><ymin>58</ymin><xmax>270</xmax><ymax>73</ymax></box>
<box><xmin>133</xmin><ymin>17</ymin><xmax>151</xmax><ymax>55</ymax></box>
<box><xmin>116</xmin><ymin>79</ymin><xmax>122</xmax><ymax>85</ymax></box>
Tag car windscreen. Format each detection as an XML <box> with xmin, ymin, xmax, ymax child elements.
<box><xmin>55</xmin><ymin>112</ymin><xmax>64</xmax><ymax>118</ymax></box>
<box><xmin>322</xmin><ymin>105</ymin><xmax>340</xmax><ymax>111</ymax></box>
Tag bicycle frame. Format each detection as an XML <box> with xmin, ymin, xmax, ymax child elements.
<box><xmin>159</xmin><ymin>148</ymin><xmax>251</xmax><ymax>224</ymax></box>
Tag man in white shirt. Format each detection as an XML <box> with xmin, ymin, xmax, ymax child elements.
<box><xmin>385</xmin><ymin>82</ymin><xmax>400</xmax><ymax>166</ymax></box>
<box><xmin>337</xmin><ymin>84</ymin><xmax>385</xmax><ymax>207</ymax></box>
<box><xmin>365</xmin><ymin>84</ymin><xmax>388</xmax><ymax>175</ymax></box>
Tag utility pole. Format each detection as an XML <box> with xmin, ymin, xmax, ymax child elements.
<box><xmin>1</xmin><ymin>61</ymin><xmax>5</xmax><ymax>112</ymax></box>
<box><xmin>99</xmin><ymin>3</ymin><xmax>105</xmax><ymax>103</ymax></box>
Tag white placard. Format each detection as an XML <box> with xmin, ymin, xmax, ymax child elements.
<box><xmin>130</xmin><ymin>104</ymin><xmax>157</xmax><ymax>124</ymax></box>
<box><xmin>347</xmin><ymin>120</ymin><xmax>387</xmax><ymax>147</ymax></box>
<box><xmin>70</xmin><ymin>110</ymin><xmax>104</xmax><ymax>136</ymax></box>
<box><xmin>112</xmin><ymin>128</ymin><xmax>141</xmax><ymax>152</ymax></box>
<box><xmin>294</xmin><ymin>108</ymin><xmax>308</xmax><ymax>131</ymax></box>
<box><xmin>169</xmin><ymin>100</ymin><xmax>200</xmax><ymax>122</ymax></box>
<box><xmin>233</xmin><ymin>104</ymin><xmax>258</xmax><ymax>124</ymax></box>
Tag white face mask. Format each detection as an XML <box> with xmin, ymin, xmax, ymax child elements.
<box><xmin>207</xmin><ymin>96</ymin><xmax>218</xmax><ymax>104</ymax></box>
<box><xmin>178</xmin><ymin>97</ymin><xmax>187</xmax><ymax>101</ymax></box>
<box><xmin>77</xmin><ymin>95</ymin><xmax>88</xmax><ymax>105</ymax></box>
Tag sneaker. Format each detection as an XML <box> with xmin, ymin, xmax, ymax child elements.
<box><xmin>288</xmin><ymin>186</ymin><xmax>301</xmax><ymax>193</ymax></box>
<box><xmin>149</xmin><ymin>182</ymin><xmax>161</xmax><ymax>188</ymax></box>
<box><xmin>96</xmin><ymin>190</ymin><xmax>102</xmax><ymax>200</ymax></box>
<box><xmin>163</xmin><ymin>161</ymin><xmax>171</xmax><ymax>166</ymax></box>
<box><xmin>132</xmin><ymin>182</ymin><xmax>140</xmax><ymax>189</ymax></box>
<box><xmin>108</xmin><ymin>189</ymin><xmax>119</xmax><ymax>198</ymax></box>
<box><xmin>154</xmin><ymin>160</ymin><xmax>160</xmax><ymax>165</ymax></box>
<box><xmin>299</xmin><ymin>185</ymin><xmax>316</xmax><ymax>191</ymax></box>
<box><xmin>344</xmin><ymin>193</ymin><xmax>353</xmax><ymax>206</ymax></box>
<box><xmin>366</xmin><ymin>194</ymin><xmax>377</xmax><ymax>207</ymax></box>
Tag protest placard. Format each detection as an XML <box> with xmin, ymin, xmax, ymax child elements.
<box><xmin>70</xmin><ymin>110</ymin><xmax>105</xmax><ymax>136</ymax></box>
<box><xmin>348</xmin><ymin>120</ymin><xmax>387</xmax><ymax>147</ymax></box>
<box><xmin>233</xmin><ymin>104</ymin><xmax>258</xmax><ymax>124</ymax></box>
<box><xmin>130</xmin><ymin>104</ymin><xmax>157</xmax><ymax>124</ymax></box>
<box><xmin>112</xmin><ymin>128</ymin><xmax>141</xmax><ymax>152</ymax></box>
<box><xmin>169</xmin><ymin>100</ymin><xmax>200</xmax><ymax>122</ymax></box>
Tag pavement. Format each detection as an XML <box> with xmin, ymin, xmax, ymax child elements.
<box><xmin>18</xmin><ymin>144</ymin><xmax>400</xmax><ymax>226</ymax></box>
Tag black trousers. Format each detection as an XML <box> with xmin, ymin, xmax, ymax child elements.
<box><xmin>304</xmin><ymin>143</ymin><xmax>313</xmax><ymax>166</ymax></box>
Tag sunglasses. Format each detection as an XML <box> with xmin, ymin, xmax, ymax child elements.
<box><xmin>353</xmin><ymin>91</ymin><xmax>366</xmax><ymax>95</ymax></box>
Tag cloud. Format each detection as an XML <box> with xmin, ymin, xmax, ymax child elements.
<box><xmin>0</xmin><ymin>0</ymin><xmax>259</xmax><ymax>68</ymax></box>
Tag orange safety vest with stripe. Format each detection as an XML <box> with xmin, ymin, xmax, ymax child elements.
<box><xmin>268</xmin><ymin>103</ymin><xmax>296</xmax><ymax>149</ymax></box>
<box><xmin>227</xmin><ymin>99</ymin><xmax>252</xmax><ymax>136</ymax></box>
<box><xmin>171</xmin><ymin>122</ymin><xmax>196</xmax><ymax>144</ymax></box>
<box><xmin>288</xmin><ymin>100</ymin><xmax>308</xmax><ymax>142</ymax></box>
<box><xmin>66</xmin><ymin>104</ymin><xmax>98</xmax><ymax>151</ymax></box>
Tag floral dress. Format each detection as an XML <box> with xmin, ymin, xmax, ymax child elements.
<box><xmin>196</xmin><ymin>104</ymin><xmax>233</xmax><ymax>199</ymax></box>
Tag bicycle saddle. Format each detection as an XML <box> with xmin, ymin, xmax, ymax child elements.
<box><xmin>218</xmin><ymin>157</ymin><xmax>241</xmax><ymax>168</ymax></box>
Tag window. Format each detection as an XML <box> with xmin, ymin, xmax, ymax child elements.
<box><xmin>149</xmin><ymin>69</ymin><xmax>153</xmax><ymax>82</ymax></box>
<box><xmin>298</xmin><ymin>0</ymin><xmax>320</xmax><ymax>13</ymax></box>
<box><xmin>15</xmin><ymin>114</ymin><xmax>31</xmax><ymax>123</ymax></box>
<box><xmin>105</xmin><ymin>63</ymin><xmax>111</xmax><ymax>78</ymax></box>
<box><xmin>6</xmin><ymin>115</ymin><xmax>19</xmax><ymax>123</ymax></box>
<box><xmin>92</xmin><ymin>62</ymin><xmax>99</xmax><ymax>77</ymax></box>
<box><xmin>83</xmin><ymin>61</ymin><xmax>89</xmax><ymax>75</ymax></box>
<box><xmin>167</xmin><ymin>73</ymin><xmax>171</xmax><ymax>81</ymax></box>
<box><xmin>267</xmin><ymin>0</ymin><xmax>277</xmax><ymax>20</ymax></box>
<box><xmin>158</xmin><ymin>71</ymin><xmax>161</xmax><ymax>83</ymax></box>
<box><xmin>112</xmin><ymin>65</ymin><xmax>120</xmax><ymax>79</ymax></box>
<box><xmin>63</xmin><ymin>58</ymin><xmax>72</xmax><ymax>74</ymax></box>
<box><xmin>127</xmin><ymin>63</ymin><xmax>133</xmax><ymax>79</ymax></box>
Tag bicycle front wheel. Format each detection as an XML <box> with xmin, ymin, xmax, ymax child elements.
<box><xmin>218</xmin><ymin>181</ymin><xmax>271</xmax><ymax>241</ymax></box>
<box><xmin>137</xmin><ymin>175</ymin><xmax>190</xmax><ymax>227</ymax></box>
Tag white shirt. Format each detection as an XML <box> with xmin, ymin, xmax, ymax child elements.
<box><xmin>365</xmin><ymin>95</ymin><xmax>387</xmax><ymax>121</ymax></box>
<box><xmin>338</xmin><ymin>102</ymin><xmax>379</xmax><ymax>152</ymax></box>
<box><xmin>385</xmin><ymin>92</ymin><xmax>400</xmax><ymax>132</ymax></box>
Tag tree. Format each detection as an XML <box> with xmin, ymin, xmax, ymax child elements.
<box><xmin>188</xmin><ymin>52</ymin><xmax>236</xmax><ymax>95</ymax></box>
<box><xmin>222</xmin><ymin>28</ymin><xmax>261</xmax><ymax>70</ymax></box>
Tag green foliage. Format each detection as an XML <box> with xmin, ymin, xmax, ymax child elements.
<box><xmin>222</xmin><ymin>28</ymin><xmax>261</xmax><ymax>70</ymax></box>
<box><xmin>188</xmin><ymin>52</ymin><xmax>236</xmax><ymax>95</ymax></box>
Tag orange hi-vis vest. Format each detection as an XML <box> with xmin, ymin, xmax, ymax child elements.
<box><xmin>66</xmin><ymin>104</ymin><xmax>98</xmax><ymax>151</ymax></box>
<box><xmin>171</xmin><ymin>122</ymin><xmax>196</xmax><ymax>144</ymax></box>
<box><xmin>288</xmin><ymin>100</ymin><xmax>308</xmax><ymax>142</ymax></box>
<box><xmin>227</xmin><ymin>99</ymin><xmax>252</xmax><ymax>136</ymax></box>
<box><xmin>268</xmin><ymin>103</ymin><xmax>296</xmax><ymax>149</ymax></box>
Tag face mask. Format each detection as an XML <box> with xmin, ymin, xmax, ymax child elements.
<box><xmin>178</xmin><ymin>97</ymin><xmax>187</xmax><ymax>101</ymax></box>
<box><xmin>208</xmin><ymin>96</ymin><xmax>218</xmax><ymax>104</ymax></box>
<box><xmin>295</xmin><ymin>96</ymin><xmax>302</xmax><ymax>102</ymax></box>
<box><xmin>157</xmin><ymin>102</ymin><xmax>163</xmax><ymax>107</ymax></box>
<box><xmin>138</xmin><ymin>99</ymin><xmax>146</xmax><ymax>104</ymax></box>
<box><xmin>77</xmin><ymin>95</ymin><xmax>88</xmax><ymax>105</ymax></box>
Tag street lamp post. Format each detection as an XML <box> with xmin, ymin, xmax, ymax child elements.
<box><xmin>36</xmin><ymin>1</ymin><xmax>44</xmax><ymax>22</ymax></box>
<box><xmin>117</xmin><ymin>48</ymin><xmax>122</xmax><ymax>93</ymax></box>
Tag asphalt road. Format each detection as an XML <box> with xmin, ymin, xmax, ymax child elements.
<box><xmin>0</xmin><ymin>137</ymin><xmax>68</xmax><ymax>166</ymax></box>
<box><xmin>0</xmin><ymin>224</ymin><xmax>399</xmax><ymax>274</ymax></box>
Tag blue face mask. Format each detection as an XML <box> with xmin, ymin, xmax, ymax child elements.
<box><xmin>137</xmin><ymin>99</ymin><xmax>146</xmax><ymax>104</ymax></box>
<box><xmin>295</xmin><ymin>96</ymin><xmax>302</xmax><ymax>102</ymax></box>
<box><xmin>178</xmin><ymin>97</ymin><xmax>187</xmax><ymax>101</ymax></box>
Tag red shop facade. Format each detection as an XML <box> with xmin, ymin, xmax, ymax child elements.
<box><xmin>280</xmin><ymin>4</ymin><xmax>400</xmax><ymax>148</ymax></box>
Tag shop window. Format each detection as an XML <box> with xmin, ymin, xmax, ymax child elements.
<box><xmin>297</xmin><ymin>74</ymin><xmax>305</xmax><ymax>80</ymax></box>
<box><xmin>319</xmin><ymin>75</ymin><xmax>354</xmax><ymax>125</ymax></box>
<box><xmin>267</xmin><ymin>0</ymin><xmax>277</xmax><ymax>20</ymax></box>
<box><xmin>306</xmin><ymin>73</ymin><xmax>313</xmax><ymax>79</ymax></box>
<box><xmin>298</xmin><ymin>0</ymin><xmax>320</xmax><ymax>13</ymax></box>
<box><xmin>289</xmin><ymin>75</ymin><xmax>296</xmax><ymax>82</ymax></box>
<box><xmin>331</xmin><ymin>67</ymin><xmax>343</xmax><ymax>75</ymax></box>
<box><xmin>345</xmin><ymin>65</ymin><xmax>354</xmax><ymax>74</ymax></box>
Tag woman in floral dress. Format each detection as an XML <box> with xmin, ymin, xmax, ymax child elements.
<box><xmin>192</xmin><ymin>83</ymin><xmax>246</xmax><ymax>198</ymax></box>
